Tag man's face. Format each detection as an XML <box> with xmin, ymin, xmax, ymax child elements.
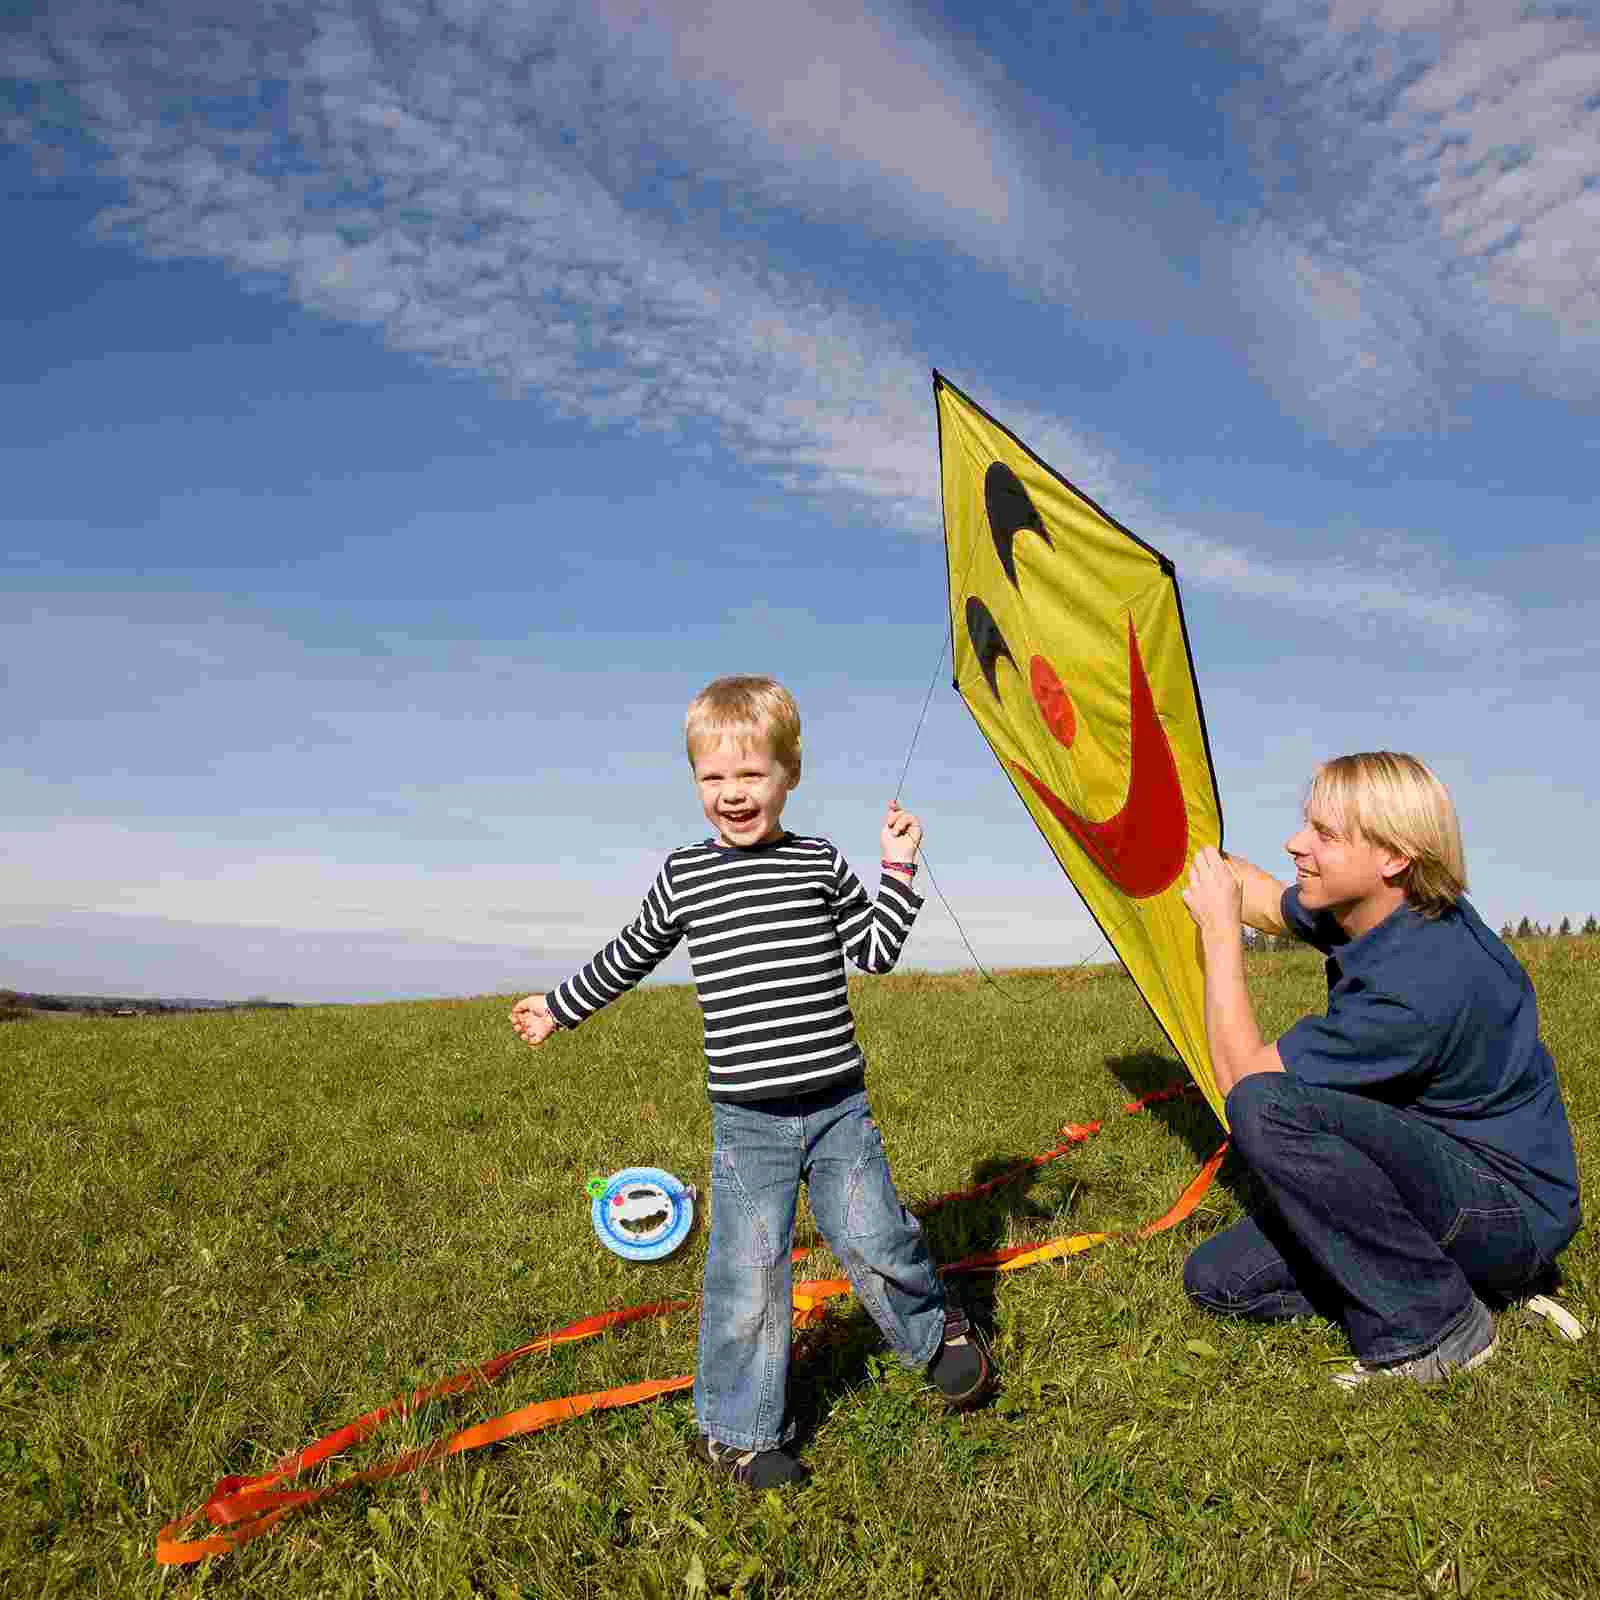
<box><xmin>1285</xmin><ymin>807</ymin><xmax>1405</xmax><ymax>920</ymax></box>
<box><xmin>692</xmin><ymin>733</ymin><xmax>794</xmax><ymax>848</ymax></box>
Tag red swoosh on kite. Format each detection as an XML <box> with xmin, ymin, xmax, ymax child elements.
<box><xmin>965</xmin><ymin>592</ymin><xmax>1188</xmax><ymax>900</ymax></box>
<box><xmin>1013</xmin><ymin>616</ymin><xmax>1187</xmax><ymax>898</ymax></box>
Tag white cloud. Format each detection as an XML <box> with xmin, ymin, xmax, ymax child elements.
<box><xmin>0</xmin><ymin>908</ymin><xmax>580</xmax><ymax>1003</ymax></box>
<box><xmin>586</xmin><ymin>0</ymin><xmax>1024</xmax><ymax>236</ymax></box>
<box><xmin>0</xmin><ymin>811</ymin><xmax>1119</xmax><ymax>1000</ymax></box>
<box><xmin>1230</xmin><ymin>223</ymin><xmax>1441</xmax><ymax>440</ymax></box>
<box><xmin>1215</xmin><ymin>0</ymin><xmax>1600</xmax><ymax>433</ymax></box>
<box><xmin>0</xmin><ymin>819</ymin><xmax>633</xmax><ymax>949</ymax></box>
<box><xmin>1154</xmin><ymin>522</ymin><xmax>1514</xmax><ymax>640</ymax></box>
<box><xmin>8</xmin><ymin>1</ymin><xmax>1543</xmax><ymax>639</ymax></box>
<box><xmin>0</xmin><ymin>598</ymin><xmax>708</xmax><ymax>839</ymax></box>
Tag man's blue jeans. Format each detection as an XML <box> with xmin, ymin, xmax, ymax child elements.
<box><xmin>694</xmin><ymin>1083</ymin><xmax>948</xmax><ymax>1452</ymax></box>
<box><xmin>1184</xmin><ymin>1074</ymin><xmax>1545</xmax><ymax>1363</ymax></box>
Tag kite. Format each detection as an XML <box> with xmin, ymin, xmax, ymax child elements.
<box><xmin>935</xmin><ymin>371</ymin><xmax>1228</xmax><ymax>1128</ymax></box>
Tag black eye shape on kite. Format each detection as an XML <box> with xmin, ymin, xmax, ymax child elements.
<box><xmin>968</xmin><ymin>462</ymin><xmax>1053</xmax><ymax>699</ymax></box>
<box><xmin>966</xmin><ymin>594</ymin><xmax>1015</xmax><ymax>701</ymax></box>
<box><xmin>984</xmin><ymin>462</ymin><xmax>1053</xmax><ymax>589</ymax></box>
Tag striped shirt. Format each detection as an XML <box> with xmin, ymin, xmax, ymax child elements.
<box><xmin>546</xmin><ymin>833</ymin><xmax>924</xmax><ymax>1102</ymax></box>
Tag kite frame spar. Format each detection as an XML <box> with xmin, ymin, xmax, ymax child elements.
<box><xmin>933</xmin><ymin>368</ymin><xmax>1229</xmax><ymax>1123</ymax></box>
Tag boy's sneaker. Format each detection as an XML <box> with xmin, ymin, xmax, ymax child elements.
<box><xmin>928</xmin><ymin>1307</ymin><xmax>993</xmax><ymax>1411</ymax></box>
<box><xmin>1330</xmin><ymin>1296</ymin><xmax>1498</xmax><ymax>1391</ymax></box>
<box><xmin>689</xmin><ymin>1436</ymin><xmax>810</xmax><ymax>1489</ymax></box>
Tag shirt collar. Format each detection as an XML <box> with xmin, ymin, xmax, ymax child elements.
<box><xmin>704</xmin><ymin>830</ymin><xmax>792</xmax><ymax>856</ymax></box>
<box><xmin>1325</xmin><ymin>900</ymin><xmax>1431</xmax><ymax>978</ymax></box>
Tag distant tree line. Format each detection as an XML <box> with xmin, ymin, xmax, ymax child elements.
<box><xmin>0</xmin><ymin>990</ymin><xmax>293</xmax><ymax>1020</ymax></box>
<box><xmin>1499</xmin><ymin>916</ymin><xmax>1599</xmax><ymax>939</ymax></box>
<box><xmin>1243</xmin><ymin>916</ymin><xmax>1599</xmax><ymax>954</ymax></box>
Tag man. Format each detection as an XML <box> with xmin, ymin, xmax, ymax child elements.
<box><xmin>1180</xmin><ymin>752</ymin><xmax>1580</xmax><ymax>1388</ymax></box>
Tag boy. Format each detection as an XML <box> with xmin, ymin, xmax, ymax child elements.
<box><xmin>511</xmin><ymin>675</ymin><xmax>991</xmax><ymax>1486</ymax></box>
<box><xmin>1180</xmin><ymin>752</ymin><xmax>1581</xmax><ymax>1388</ymax></box>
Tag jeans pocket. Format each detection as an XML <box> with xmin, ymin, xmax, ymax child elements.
<box><xmin>1438</xmin><ymin>1201</ymin><xmax>1539</xmax><ymax>1291</ymax></box>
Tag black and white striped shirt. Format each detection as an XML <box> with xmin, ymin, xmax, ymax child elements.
<box><xmin>546</xmin><ymin>833</ymin><xmax>924</xmax><ymax>1102</ymax></box>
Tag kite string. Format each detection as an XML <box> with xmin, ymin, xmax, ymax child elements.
<box><xmin>890</xmin><ymin>475</ymin><xmax>989</xmax><ymax>812</ymax></box>
<box><xmin>915</xmin><ymin>850</ymin><xmax>1107</xmax><ymax>1003</ymax></box>
<box><xmin>890</xmin><ymin>609</ymin><xmax>1106</xmax><ymax>1004</ymax></box>
<box><xmin>891</xmin><ymin>629</ymin><xmax>949</xmax><ymax>809</ymax></box>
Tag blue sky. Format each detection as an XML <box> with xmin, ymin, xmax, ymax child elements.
<box><xmin>3</xmin><ymin>0</ymin><xmax>1597</xmax><ymax>1003</ymax></box>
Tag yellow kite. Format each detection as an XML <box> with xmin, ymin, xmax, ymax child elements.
<box><xmin>935</xmin><ymin>372</ymin><xmax>1227</xmax><ymax>1128</ymax></box>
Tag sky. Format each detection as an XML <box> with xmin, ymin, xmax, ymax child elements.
<box><xmin>3</xmin><ymin>0</ymin><xmax>1597</xmax><ymax>1004</ymax></box>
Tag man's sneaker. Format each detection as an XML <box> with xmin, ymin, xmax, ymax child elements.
<box><xmin>927</xmin><ymin>1307</ymin><xmax>994</xmax><ymax>1411</ymax></box>
<box><xmin>1520</xmin><ymin>1293</ymin><xmax>1585</xmax><ymax>1342</ymax></box>
<box><xmin>1330</xmin><ymin>1296</ymin><xmax>1498</xmax><ymax>1391</ymax></box>
<box><xmin>689</xmin><ymin>1436</ymin><xmax>810</xmax><ymax>1489</ymax></box>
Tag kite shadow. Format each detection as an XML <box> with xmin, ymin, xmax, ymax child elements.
<box><xmin>925</xmin><ymin>1146</ymin><xmax>1118</xmax><ymax>1331</ymax></box>
<box><xmin>1103</xmin><ymin>1049</ymin><xmax>1262</xmax><ymax>1218</ymax></box>
<box><xmin>1104</xmin><ymin>1051</ymin><xmax>1230</xmax><ymax>1163</ymax></box>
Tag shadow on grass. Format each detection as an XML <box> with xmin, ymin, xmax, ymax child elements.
<box><xmin>1102</xmin><ymin>1050</ymin><xmax>1221</xmax><ymax>1160</ymax></box>
<box><xmin>1103</xmin><ymin>1049</ymin><xmax>1259</xmax><ymax>1215</ymax></box>
<box><xmin>783</xmin><ymin>1052</ymin><xmax>1265</xmax><ymax>1443</ymax></box>
<box><xmin>782</xmin><ymin>1148</ymin><xmax>1118</xmax><ymax>1441</ymax></box>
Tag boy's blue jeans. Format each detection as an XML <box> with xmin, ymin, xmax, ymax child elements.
<box><xmin>694</xmin><ymin>1083</ymin><xmax>948</xmax><ymax>1452</ymax></box>
<box><xmin>1184</xmin><ymin>1074</ymin><xmax>1546</xmax><ymax>1363</ymax></box>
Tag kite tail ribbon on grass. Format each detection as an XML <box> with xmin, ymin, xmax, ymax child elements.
<box><xmin>155</xmin><ymin>1302</ymin><xmax>694</xmax><ymax>1566</ymax></box>
<box><xmin>156</xmin><ymin>1081</ymin><xmax>1225</xmax><ymax>1566</ymax></box>
<box><xmin>926</xmin><ymin>1081</ymin><xmax>1227</xmax><ymax>1273</ymax></box>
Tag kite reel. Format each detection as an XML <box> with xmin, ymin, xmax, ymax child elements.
<box><xmin>587</xmin><ymin>1167</ymin><xmax>697</xmax><ymax>1263</ymax></box>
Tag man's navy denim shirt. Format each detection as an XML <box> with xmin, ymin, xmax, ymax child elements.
<box><xmin>1277</xmin><ymin>885</ymin><xmax>1581</xmax><ymax>1263</ymax></box>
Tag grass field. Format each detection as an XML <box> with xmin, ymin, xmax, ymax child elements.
<box><xmin>3</xmin><ymin>939</ymin><xmax>1596</xmax><ymax>1599</ymax></box>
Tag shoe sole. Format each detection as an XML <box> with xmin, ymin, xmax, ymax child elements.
<box><xmin>1523</xmin><ymin>1294</ymin><xmax>1585</xmax><ymax>1342</ymax></box>
<box><xmin>1331</xmin><ymin>1333</ymin><xmax>1499</xmax><ymax>1391</ymax></box>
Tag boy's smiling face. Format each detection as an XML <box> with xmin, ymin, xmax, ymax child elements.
<box><xmin>692</xmin><ymin>732</ymin><xmax>795</xmax><ymax>848</ymax></box>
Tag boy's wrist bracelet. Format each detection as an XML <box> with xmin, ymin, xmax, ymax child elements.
<box><xmin>881</xmin><ymin>859</ymin><xmax>917</xmax><ymax>876</ymax></box>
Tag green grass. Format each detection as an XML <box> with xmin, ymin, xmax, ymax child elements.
<box><xmin>2</xmin><ymin>940</ymin><xmax>1597</xmax><ymax>1599</ymax></box>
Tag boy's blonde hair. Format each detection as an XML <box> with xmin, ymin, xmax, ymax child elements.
<box><xmin>1306</xmin><ymin>752</ymin><xmax>1466</xmax><ymax>918</ymax></box>
<box><xmin>685</xmin><ymin>676</ymin><xmax>802</xmax><ymax>782</ymax></box>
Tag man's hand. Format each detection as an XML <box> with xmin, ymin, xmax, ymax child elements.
<box><xmin>881</xmin><ymin>799</ymin><xmax>923</xmax><ymax>863</ymax></box>
<box><xmin>1183</xmin><ymin>846</ymin><xmax>1244</xmax><ymax>942</ymax></box>
<box><xmin>510</xmin><ymin>994</ymin><xmax>559</xmax><ymax>1047</ymax></box>
<box><xmin>1183</xmin><ymin>847</ymin><xmax>1285</xmax><ymax>1094</ymax></box>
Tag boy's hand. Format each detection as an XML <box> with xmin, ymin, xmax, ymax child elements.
<box><xmin>510</xmin><ymin>994</ymin><xmax>559</xmax><ymax>1047</ymax></box>
<box><xmin>881</xmin><ymin>800</ymin><xmax>923</xmax><ymax>863</ymax></box>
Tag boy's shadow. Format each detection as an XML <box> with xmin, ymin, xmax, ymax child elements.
<box><xmin>784</xmin><ymin>1147</ymin><xmax>1106</xmax><ymax>1444</ymax></box>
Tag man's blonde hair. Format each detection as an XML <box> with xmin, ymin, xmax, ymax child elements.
<box><xmin>685</xmin><ymin>676</ymin><xmax>802</xmax><ymax>782</ymax></box>
<box><xmin>1306</xmin><ymin>752</ymin><xmax>1466</xmax><ymax>917</ymax></box>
